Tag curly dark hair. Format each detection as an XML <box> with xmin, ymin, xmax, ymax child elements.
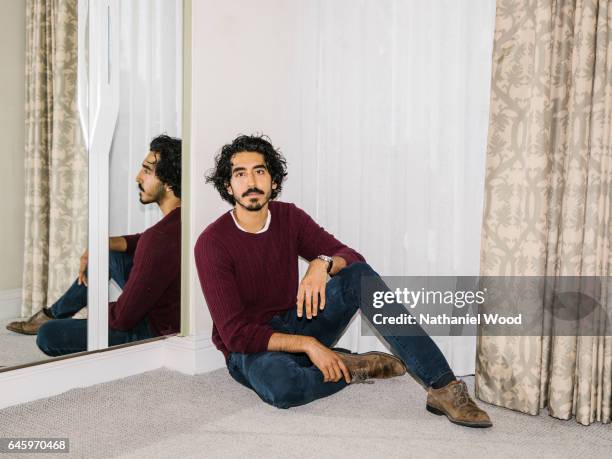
<box><xmin>206</xmin><ymin>134</ymin><xmax>288</xmax><ymax>205</ymax></box>
<box><xmin>150</xmin><ymin>134</ymin><xmax>182</xmax><ymax>198</ymax></box>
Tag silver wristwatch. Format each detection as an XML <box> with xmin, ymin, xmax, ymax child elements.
<box><xmin>317</xmin><ymin>255</ymin><xmax>333</xmax><ymax>273</ymax></box>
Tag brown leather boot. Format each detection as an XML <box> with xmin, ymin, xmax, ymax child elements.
<box><xmin>6</xmin><ymin>308</ymin><xmax>53</xmax><ymax>335</ymax></box>
<box><xmin>426</xmin><ymin>379</ymin><xmax>492</xmax><ymax>428</ymax></box>
<box><xmin>334</xmin><ymin>350</ymin><xmax>407</xmax><ymax>383</ymax></box>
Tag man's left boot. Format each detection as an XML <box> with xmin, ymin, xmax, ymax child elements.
<box><xmin>333</xmin><ymin>350</ymin><xmax>407</xmax><ymax>383</ymax></box>
<box><xmin>426</xmin><ymin>379</ymin><xmax>493</xmax><ymax>428</ymax></box>
<box><xmin>6</xmin><ymin>308</ymin><xmax>53</xmax><ymax>335</ymax></box>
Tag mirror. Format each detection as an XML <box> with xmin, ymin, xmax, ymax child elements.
<box><xmin>105</xmin><ymin>0</ymin><xmax>183</xmax><ymax>349</ymax></box>
<box><xmin>0</xmin><ymin>0</ymin><xmax>31</xmax><ymax>368</ymax></box>
<box><xmin>0</xmin><ymin>0</ymin><xmax>183</xmax><ymax>370</ymax></box>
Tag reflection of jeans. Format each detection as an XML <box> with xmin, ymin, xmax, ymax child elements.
<box><xmin>227</xmin><ymin>263</ymin><xmax>455</xmax><ymax>409</ymax></box>
<box><xmin>37</xmin><ymin>251</ymin><xmax>154</xmax><ymax>357</ymax></box>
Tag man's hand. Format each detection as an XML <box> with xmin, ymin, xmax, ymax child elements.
<box><xmin>296</xmin><ymin>258</ymin><xmax>329</xmax><ymax>319</ymax></box>
<box><xmin>268</xmin><ymin>334</ymin><xmax>351</xmax><ymax>384</ymax></box>
<box><xmin>77</xmin><ymin>237</ymin><xmax>127</xmax><ymax>286</ymax></box>
<box><xmin>78</xmin><ymin>250</ymin><xmax>88</xmax><ymax>286</ymax></box>
<box><xmin>305</xmin><ymin>339</ymin><xmax>351</xmax><ymax>383</ymax></box>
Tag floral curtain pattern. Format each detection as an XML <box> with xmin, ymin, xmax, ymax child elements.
<box><xmin>476</xmin><ymin>0</ymin><xmax>612</xmax><ymax>425</ymax></box>
<box><xmin>22</xmin><ymin>0</ymin><xmax>87</xmax><ymax>317</ymax></box>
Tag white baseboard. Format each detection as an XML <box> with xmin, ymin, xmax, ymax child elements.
<box><xmin>0</xmin><ymin>288</ymin><xmax>22</xmax><ymax>321</ymax></box>
<box><xmin>0</xmin><ymin>334</ymin><xmax>224</xmax><ymax>410</ymax></box>
<box><xmin>163</xmin><ymin>335</ymin><xmax>225</xmax><ymax>375</ymax></box>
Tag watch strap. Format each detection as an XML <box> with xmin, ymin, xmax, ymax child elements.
<box><xmin>317</xmin><ymin>255</ymin><xmax>333</xmax><ymax>274</ymax></box>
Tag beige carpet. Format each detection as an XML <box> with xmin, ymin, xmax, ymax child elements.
<box><xmin>0</xmin><ymin>368</ymin><xmax>610</xmax><ymax>458</ymax></box>
<box><xmin>0</xmin><ymin>317</ymin><xmax>50</xmax><ymax>368</ymax></box>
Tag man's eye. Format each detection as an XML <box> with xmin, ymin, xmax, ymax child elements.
<box><xmin>256</xmin><ymin>169</ymin><xmax>265</xmax><ymax>175</ymax></box>
<box><xmin>236</xmin><ymin>172</ymin><xmax>244</xmax><ymax>177</ymax></box>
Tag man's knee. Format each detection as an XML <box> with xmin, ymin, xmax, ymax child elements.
<box><xmin>36</xmin><ymin>320</ymin><xmax>84</xmax><ymax>357</ymax></box>
<box><xmin>260</xmin><ymin>373</ymin><xmax>304</xmax><ymax>409</ymax></box>
<box><xmin>36</xmin><ymin>322</ymin><xmax>60</xmax><ymax>357</ymax></box>
<box><xmin>249</xmin><ymin>356</ymin><xmax>305</xmax><ymax>409</ymax></box>
<box><xmin>334</xmin><ymin>262</ymin><xmax>378</xmax><ymax>305</ymax></box>
<box><xmin>342</xmin><ymin>262</ymin><xmax>376</xmax><ymax>277</ymax></box>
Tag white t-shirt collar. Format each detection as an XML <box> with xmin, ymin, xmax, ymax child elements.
<box><xmin>229</xmin><ymin>209</ymin><xmax>271</xmax><ymax>234</ymax></box>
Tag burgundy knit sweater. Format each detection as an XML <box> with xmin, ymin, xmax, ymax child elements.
<box><xmin>109</xmin><ymin>207</ymin><xmax>181</xmax><ymax>336</ymax></box>
<box><xmin>194</xmin><ymin>201</ymin><xmax>365</xmax><ymax>358</ymax></box>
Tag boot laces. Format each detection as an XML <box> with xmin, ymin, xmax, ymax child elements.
<box><xmin>451</xmin><ymin>381</ymin><xmax>470</xmax><ymax>408</ymax></box>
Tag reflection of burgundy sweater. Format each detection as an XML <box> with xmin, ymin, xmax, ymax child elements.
<box><xmin>109</xmin><ymin>207</ymin><xmax>181</xmax><ymax>336</ymax></box>
<box><xmin>194</xmin><ymin>201</ymin><xmax>365</xmax><ymax>358</ymax></box>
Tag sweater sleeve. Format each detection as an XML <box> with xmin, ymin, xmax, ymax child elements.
<box><xmin>194</xmin><ymin>233</ymin><xmax>274</xmax><ymax>354</ymax></box>
<box><xmin>109</xmin><ymin>230</ymin><xmax>179</xmax><ymax>330</ymax></box>
<box><xmin>123</xmin><ymin>233</ymin><xmax>142</xmax><ymax>255</ymax></box>
<box><xmin>293</xmin><ymin>204</ymin><xmax>366</xmax><ymax>266</ymax></box>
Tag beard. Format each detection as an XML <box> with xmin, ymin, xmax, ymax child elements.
<box><xmin>241</xmin><ymin>199</ymin><xmax>266</xmax><ymax>211</ymax></box>
<box><xmin>235</xmin><ymin>188</ymin><xmax>271</xmax><ymax>211</ymax></box>
<box><xmin>139</xmin><ymin>182</ymin><xmax>165</xmax><ymax>204</ymax></box>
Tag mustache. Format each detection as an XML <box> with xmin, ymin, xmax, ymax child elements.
<box><xmin>242</xmin><ymin>188</ymin><xmax>264</xmax><ymax>197</ymax></box>
<box><xmin>138</xmin><ymin>184</ymin><xmax>144</xmax><ymax>192</ymax></box>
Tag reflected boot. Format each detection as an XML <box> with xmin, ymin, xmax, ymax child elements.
<box><xmin>6</xmin><ymin>308</ymin><xmax>54</xmax><ymax>335</ymax></box>
<box><xmin>333</xmin><ymin>349</ymin><xmax>407</xmax><ymax>384</ymax></box>
<box><xmin>426</xmin><ymin>379</ymin><xmax>493</xmax><ymax>428</ymax></box>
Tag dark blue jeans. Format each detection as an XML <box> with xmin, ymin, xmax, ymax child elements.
<box><xmin>227</xmin><ymin>262</ymin><xmax>455</xmax><ymax>409</ymax></box>
<box><xmin>36</xmin><ymin>251</ymin><xmax>154</xmax><ymax>357</ymax></box>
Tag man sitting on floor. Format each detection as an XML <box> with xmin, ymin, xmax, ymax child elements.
<box><xmin>7</xmin><ymin>135</ymin><xmax>182</xmax><ymax>356</ymax></box>
<box><xmin>194</xmin><ymin>134</ymin><xmax>492</xmax><ymax>428</ymax></box>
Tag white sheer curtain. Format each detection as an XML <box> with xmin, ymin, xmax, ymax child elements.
<box><xmin>282</xmin><ymin>0</ymin><xmax>496</xmax><ymax>375</ymax></box>
<box><xmin>109</xmin><ymin>0</ymin><xmax>182</xmax><ymax>237</ymax></box>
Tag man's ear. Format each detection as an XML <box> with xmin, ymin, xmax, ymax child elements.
<box><xmin>226</xmin><ymin>183</ymin><xmax>233</xmax><ymax>196</ymax></box>
<box><xmin>272</xmin><ymin>181</ymin><xmax>278</xmax><ymax>190</ymax></box>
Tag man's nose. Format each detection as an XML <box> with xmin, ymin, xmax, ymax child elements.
<box><xmin>246</xmin><ymin>171</ymin><xmax>256</xmax><ymax>186</ymax></box>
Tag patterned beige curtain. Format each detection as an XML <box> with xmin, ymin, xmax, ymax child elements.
<box><xmin>477</xmin><ymin>0</ymin><xmax>612</xmax><ymax>425</ymax></box>
<box><xmin>22</xmin><ymin>0</ymin><xmax>87</xmax><ymax>317</ymax></box>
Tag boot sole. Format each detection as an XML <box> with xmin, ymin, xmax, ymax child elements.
<box><xmin>334</xmin><ymin>350</ymin><xmax>407</xmax><ymax>378</ymax></box>
<box><xmin>426</xmin><ymin>404</ymin><xmax>492</xmax><ymax>428</ymax></box>
<box><xmin>5</xmin><ymin>326</ymin><xmax>38</xmax><ymax>335</ymax></box>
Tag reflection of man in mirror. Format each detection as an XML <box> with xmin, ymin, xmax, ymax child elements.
<box><xmin>7</xmin><ymin>135</ymin><xmax>182</xmax><ymax>356</ymax></box>
<box><xmin>194</xmin><ymin>135</ymin><xmax>492</xmax><ymax>428</ymax></box>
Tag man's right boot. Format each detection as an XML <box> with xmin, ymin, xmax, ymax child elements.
<box><xmin>333</xmin><ymin>349</ymin><xmax>407</xmax><ymax>383</ymax></box>
<box><xmin>6</xmin><ymin>308</ymin><xmax>53</xmax><ymax>335</ymax></box>
<box><xmin>426</xmin><ymin>379</ymin><xmax>493</xmax><ymax>428</ymax></box>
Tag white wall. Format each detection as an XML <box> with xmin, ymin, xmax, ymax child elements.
<box><xmin>189</xmin><ymin>0</ymin><xmax>496</xmax><ymax>374</ymax></box>
<box><xmin>0</xmin><ymin>0</ymin><xmax>26</xmax><ymax>292</ymax></box>
<box><xmin>109</xmin><ymin>0</ymin><xmax>182</xmax><ymax>237</ymax></box>
<box><xmin>189</xmin><ymin>0</ymin><xmax>306</xmax><ymax>335</ymax></box>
